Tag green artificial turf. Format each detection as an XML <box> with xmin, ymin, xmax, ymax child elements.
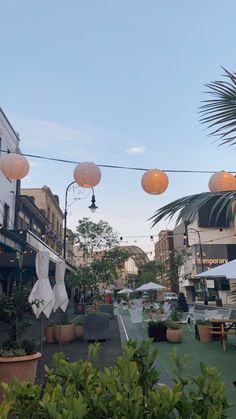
<box><xmin>139</xmin><ymin>323</ymin><xmax>236</xmax><ymax>418</ymax></box>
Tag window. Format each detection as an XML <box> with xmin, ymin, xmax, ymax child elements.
<box><xmin>198</xmin><ymin>197</ymin><xmax>229</xmax><ymax>228</ymax></box>
<box><xmin>3</xmin><ymin>204</ymin><xmax>9</xmax><ymax>229</ymax></box>
<box><xmin>52</xmin><ymin>213</ymin><xmax>55</xmax><ymax>230</ymax></box>
<box><xmin>47</xmin><ymin>206</ymin><xmax>51</xmax><ymax>222</ymax></box>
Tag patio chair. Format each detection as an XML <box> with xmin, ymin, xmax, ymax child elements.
<box><xmin>219</xmin><ymin>308</ymin><xmax>231</xmax><ymax>319</ymax></box>
<box><xmin>128</xmin><ymin>307</ymin><xmax>143</xmax><ymax>324</ymax></box>
<box><xmin>179</xmin><ymin>312</ymin><xmax>190</xmax><ymax>324</ymax></box>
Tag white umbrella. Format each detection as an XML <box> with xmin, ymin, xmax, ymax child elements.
<box><xmin>197</xmin><ymin>259</ymin><xmax>236</xmax><ymax>279</ymax></box>
<box><xmin>117</xmin><ymin>288</ymin><xmax>134</xmax><ymax>295</ymax></box>
<box><xmin>135</xmin><ymin>281</ymin><xmax>165</xmax><ymax>291</ymax></box>
<box><xmin>28</xmin><ymin>251</ymin><xmax>55</xmax><ymax>319</ymax></box>
<box><xmin>53</xmin><ymin>259</ymin><xmax>68</xmax><ymax>312</ymax></box>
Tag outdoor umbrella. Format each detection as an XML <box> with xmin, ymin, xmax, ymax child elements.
<box><xmin>53</xmin><ymin>259</ymin><xmax>68</xmax><ymax>312</ymax></box>
<box><xmin>135</xmin><ymin>282</ymin><xmax>165</xmax><ymax>291</ymax></box>
<box><xmin>117</xmin><ymin>288</ymin><xmax>134</xmax><ymax>295</ymax></box>
<box><xmin>28</xmin><ymin>251</ymin><xmax>55</xmax><ymax>377</ymax></box>
<box><xmin>28</xmin><ymin>251</ymin><xmax>55</xmax><ymax>319</ymax></box>
<box><xmin>197</xmin><ymin>259</ymin><xmax>236</xmax><ymax>279</ymax></box>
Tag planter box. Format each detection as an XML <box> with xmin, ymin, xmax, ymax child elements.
<box><xmin>99</xmin><ymin>304</ymin><xmax>114</xmax><ymax>319</ymax></box>
<box><xmin>44</xmin><ymin>326</ymin><xmax>55</xmax><ymax>343</ymax></box>
<box><xmin>197</xmin><ymin>325</ymin><xmax>212</xmax><ymax>343</ymax></box>
<box><xmin>147</xmin><ymin>323</ymin><xmax>167</xmax><ymax>342</ymax></box>
<box><xmin>54</xmin><ymin>324</ymin><xmax>75</xmax><ymax>344</ymax></box>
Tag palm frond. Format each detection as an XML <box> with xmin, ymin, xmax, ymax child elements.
<box><xmin>149</xmin><ymin>191</ymin><xmax>236</xmax><ymax>228</ymax></box>
<box><xmin>200</xmin><ymin>67</ymin><xmax>236</xmax><ymax>146</ymax></box>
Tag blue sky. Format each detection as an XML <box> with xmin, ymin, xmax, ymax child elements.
<box><xmin>1</xmin><ymin>1</ymin><xmax>236</xmax><ymax>254</ymax></box>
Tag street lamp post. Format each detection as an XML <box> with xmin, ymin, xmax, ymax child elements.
<box><xmin>184</xmin><ymin>225</ymin><xmax>208</xmax><ymax>305</ymax></box>
<box><xmin>63</xmin><ymin>182</ymin><xmax>98</xmax><ymax>260</ymax></box>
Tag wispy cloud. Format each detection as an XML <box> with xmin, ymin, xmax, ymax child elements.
<box><xmin>125</xmin><ymin>146</ymin><xmax>145</xmax><ymax>155</ymax></box>
<box><xmin>9</xmin><ymin>113</ymin><xmax>88</xmax><ymax>151</ymax></box>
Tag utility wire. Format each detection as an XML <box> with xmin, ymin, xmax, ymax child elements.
<box><xmin>1</xmin><ymin>148</ymin><xmax>235</xmax><ymax>174</ymax></box>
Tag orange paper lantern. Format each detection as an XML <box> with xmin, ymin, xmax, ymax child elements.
<box><xmin>73</xmin><ymin>162</ymin><xmax>101</xmax><ymax>188</ymax></box>
<box><xmin>141</xmin><ymin>169</ymin><xmax>169</xmax><ymax>195</ymax></box>
<box><xmin>0</xmin><ymin>153</ymin><xmax>30</xmax><ymax>180</ymax></box>
<box><xmin>208</xmin><ymin>171</ymin><xmax>236</xmax><ymax>192</ymax></box>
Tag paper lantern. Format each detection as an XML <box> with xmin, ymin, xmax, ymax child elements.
<box><xmin>73</xmin><ymin>162</ymin><xmax>101</xmax><ymax>188</ymax></box>
<box><xmin>0</xmin><ymin>153</ymin><xmax>30</xmax><ymax>180</ymax></box>
<box><xmin>208</xmin><ymin>171</ymin><xmax>236</xmax><ymax>192</ymax></box>
<box><xmin>141</xmin><ymin>169</ymin><xmax>169</xmax><ymax>195</ymax></box>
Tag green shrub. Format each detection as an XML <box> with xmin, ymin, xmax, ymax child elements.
<box><xmin>0</xmin><ymin>339</ymin><xmax>230</xmax><ymax>418</ymax></box>
<box><xmin>74</xmin><ymin>315</ymin><xmax>84</xmax><ymax>326</ymax></box>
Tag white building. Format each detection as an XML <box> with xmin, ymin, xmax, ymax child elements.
<box><xmin>0</xmin><ymin>108</ymin><xmax>20</xmax><ymax>229</ymax></box>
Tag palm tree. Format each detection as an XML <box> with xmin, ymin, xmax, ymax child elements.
<box><xmin>150</xmin><ymin>68</ymin><xmax>236</xmax><ymax>227</ymax></box>
<box><xmin>200</xmin><ymin>67</ymin><xmax>236</xmax><ymax>146</ymax></box>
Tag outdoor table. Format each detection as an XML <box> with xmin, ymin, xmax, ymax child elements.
<box><xmin>208</xmin><ymin>319</ymin><xmax>236</xmax><ymax>351</ymax></box>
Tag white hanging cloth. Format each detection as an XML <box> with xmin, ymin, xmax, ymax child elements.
<box><xmin>28</xmin><ymin>251</ymin><xmax>55</xmax><ymax>319</ymax></box>
<box><xmin>53</xmin><ymin>259</ymin><xmax>68</xmax><ymax>312</ymax></box>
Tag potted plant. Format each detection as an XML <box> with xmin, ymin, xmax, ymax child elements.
<box><xmin>147</xmin><ymin>320</ymin><xmax>168</xmax><ymax>341</ymax></box>
<box><xmin>44</xmin><ymin>320</ymin><xmax>55</xmax><ymax>344</ymax></box>
<box><xmin>54</xmin><ymin>311</ymin><xmax>75</xmax><ymax>344</ymax></box>
<box><xmin>196</xmin><ymin>319</ymin><xmax>212</xmax><ymax>343</ymax></box>
<box><xmin>166</xmin><ymin>321</ymin><xmax>183</xmax><ymax>343</ymax></box>
<box><xmin>166</xmin><ymin>310</ymin><xmax>183</xmax><ymax>343</ymax></box>
<box><xmin>74</xmin><ymin>316</ymin><xmax>84</xmax><ymax>339</ymax></box>
<box><xmin>0</xmin><ymin>288</ymin><xmax>41</xmax><ymax>401</ymax></box>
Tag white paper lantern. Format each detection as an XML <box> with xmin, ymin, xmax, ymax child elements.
<box><xmin>0</xmin><ymin>153</ymin><xmax>30</xmax><ymax>180</ymax></box>
<box><xmin>208</xmin><ymin>171</ymin><xmax>236</xmax><ymax>192</ymax></box>
<box><xmin>141</xmin><ymin>169</ymin><xmax>169</xmax><ymax>195</ymax></box>
<box><xmin>73</xmin><ymin>162</ymin><xmax>101</xmax><ymax>188</ymax></box>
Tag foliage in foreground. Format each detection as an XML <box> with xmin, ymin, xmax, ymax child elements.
<box><xmin>0</xmin><ymin>339</ymin><xmax>231</xmax><ymax>418</ymax></box>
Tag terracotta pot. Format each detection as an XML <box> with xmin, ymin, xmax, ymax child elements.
<box><xmin>0</xmin><ymin>352</ymin><xmax>41</xmax><ymax>402</ymax></box>
<box><xmin>166</xmin><ymin>328</ymin><xmax>183</xmax><ymax>343</ymax></box>
<box><xmin>54</xmin><ymin>324</ymin><xmax>74</xmax><ymax>344</ymax></box>
<box><xmin>44</xmin><ymin>326</ymin><xmax>55</xmax><ymax>343</ymax></box>
<box><xmin>74</xmin><ymin>325</ymin><xmax>84</xmax><ymax>339</ymax></box>
<box><xmin>198</xmin><ymin>325</ymin><xmax>212</xmax><ymax>343</ymax></box>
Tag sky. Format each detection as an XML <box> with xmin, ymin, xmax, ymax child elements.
<box><xmin>1</xmin><ymin>0</ymin><xmax>236</xmax><ymax>256</ymax></box>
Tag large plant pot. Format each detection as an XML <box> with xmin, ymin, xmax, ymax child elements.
<box><xmin>44</xmin><ymin>326</ymin><xmax>55</xmax><ymax>343</ymax></box>
<box><xmin>166</xmin><ymin>328</ymin><xmax>183</xmax><ymax>343</ymax></box>
<box><xmin>54</xmin><ymin>324</ymin><xmax>75</xmax><ymax>344</ymax></box>
<box><xmin>198</xmin><ymin>325</ymin><xmax>212</xmax><ymax>343</ymax></box>
<box><xmin>74</xmin><ymin>325</ymin><xmax>84</xmax><ymax>339</ymax></box>
<box><xmin>0</xmin><ymin>352</ymin><xmax>41</xmax><ymax>402</ymax></box>
<box><xmin>148</xmin><ymin>323</ymin><xmax>167</xmax><ymax>342</ymax></box>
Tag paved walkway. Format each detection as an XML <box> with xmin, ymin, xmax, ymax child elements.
<box><xmin>116</xmin><ymin>307</ymin><xmax>173</xmax><ymax>387</ymax></box>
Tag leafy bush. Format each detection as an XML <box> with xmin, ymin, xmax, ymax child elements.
<box><xmin>0</xmin><ymin>339</ymin><xmax>230</xmax><ymax>418</ymax></box>
<box><xmin>74</xmin><ymin>316</ymin><xmax>84</xmax><ymax>326</ymax></box>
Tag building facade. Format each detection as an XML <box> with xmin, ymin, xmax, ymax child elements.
<box><xmin>21</xmin><ymin>186</ymin><xmax>64</xmax><ymax>255</ymax></box>
<box><xmin>154</xmin><ymin>230</ymin><xmax>179</xmax><ymax>293</ymax></box>
<box><xmin>174</xmin><ymin>218</ymin><xmax>236</xmax><ymax>304</ymax></box>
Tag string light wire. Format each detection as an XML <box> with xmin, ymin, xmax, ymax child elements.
<box><xmin>1</xmin><ymin>148</ymin><xmax>235</xmax><ymax>174</ymax></box>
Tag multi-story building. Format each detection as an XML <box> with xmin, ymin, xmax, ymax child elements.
<box><xmin>154</xmin><ymin>230</ymin><xmax>178</xmax><ymax>293</ymax></box>
<box><xmin>0</xmin><ymin>108</ymin><xmax>76</xmax><ymax>296</ymax></box>
<box><xmin>173</xmin><ymin>202</ymin><xmax>236</xmax><ymax>304</ymax></box>
<box><xmin>21</xmin><ymin>186</ymin><xmax>64</xmax><ymax>255</ymax></box>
